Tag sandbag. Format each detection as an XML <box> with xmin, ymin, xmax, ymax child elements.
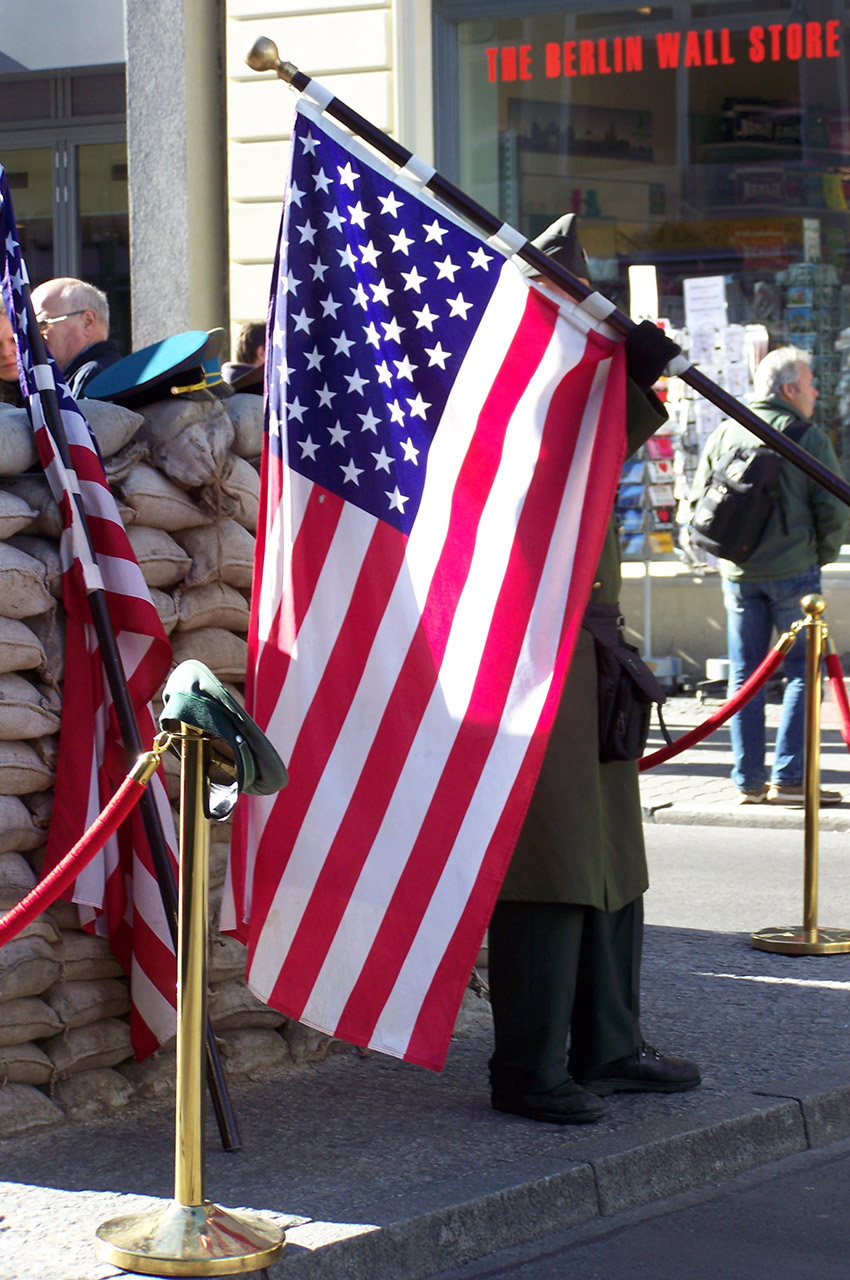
<box><xmin>175</xmin><ymin>582</ymin><xmax>250</xmax><ymax>633</ymax></box>
<box><xmin>0</xmin><ymin>849</ymin><xmax>36</xmax><ymax>908</ymax></box>
<box><xmin>0</xmin><ymin>996</ymin><xmax>63</xmax><ymax>1046</ymax></box>
<box><xmin>138</xmin><ymin>396</ymin><xmax>235</xmax><ymax>488</ymax></box>
<box><xmin>44</xmin><ymin>1017</ymin><xmax>132</xmax><ymax>1077</ymax></box>
<box><xmin>218</xmin><ymin>1027</ymin><xmax>290</xmax><ymax>1076</ymax></box>
<box><xmin>216</xmin><ymin>454</ymin><xmax>260</xmax><ymax>532</ymax></box>
<box><xmin>0</xmin><ymin>741</ymin><xmax>55</xmax><ymax>794</ymax></box>
<box><xmin>224</xmin><ymin>394</ymin><xmax>264</xmax><ymax>461</ymax></box>
<box><xmin>1</xmin><ymin>476</ymin><xmax>62</xmax><ymax>538</ymax></box>
<box><xmin>45</xmin><ymin>977</ymin><xmax>130</xmax><ymax>1030</ymax></box>
<box><xmin>0</xmin><ymin>405</ymin><xmax>38</xmax><ymax>474</ymax></box>
<box><xmin>76</xmin><ymin>397</ymin><xmax>145</xmax><ymax>458</ymax></box>
<box><xmin>118</xmin><ymin>463</ymin><xmax>211</xmax><ymax>532</ymax></box>
<box><xmin>150</xmin><ymin>586</ymin><xmax>179</xmax><ymax>636</ymax></box>
<box><xmin>53</xmin><ymin>1066</ymin><xmax>134</xmax><ymax>1120</ymax></box>
<box><xmin>0</xmin><ymin>1040</ymin><xmax>53</xmax><ymax>1085</ymax></box>
<box><xmin>0</xmin><ymin>1082</ymin><xmax>64</xmax><ymax>1138</ymax></box>
<box><xmin>208</xmin><ymin>932</ymin><xmax>247</xmax><ymax>984</ymax></box>
<box><xmin>0</xmin><ymin>934</ymin><xmax>62</xmax><ymax>1003</ymax></box>
<box><xmin>125</xmin><ymin>525</ymin><xmax>192</xmax><ymax>589</ymax></box>
<box><xmin>0</xmin><ymin>794</ymin><xmax>44</xmax><ymax>853</ymax></box>
<box><xmin>0</xmin><ymin>543</ymin><xmax>55</xmax><ymax>619</ymax></box>
<box><xmin>0</xmin><ymin>491</ymin><xmax>39</xmax><ymax>540</ymax></box>
<box><xmin>7</xmin><ymin>535</ymin><xmax>63</xmax><ymax>598</ymax></box>
<box><xmin>0</xmin><ymin>617</ymin><xmax>47</xmax><ymax>676</ymax></box>
<box><xmin>54</xmin><ymin>930</ymin><xmax>125</xmax><ymax>981</ymax></box>
<box><xmin>169</xmin><ymin>627</ymin><xmax>248</xmax><ymax>681</ymax></box>
<box><xmin>207</xmin><ymin>978</ymin><xmax>285</xmax><ymax>1030</ymax></box>
<box><xmin>173</xmin><ymin>519</ymin><xmax>255</xmax><ymax>589</ymax></box>
<box><xmin>0</xmin><ymin>673</ymin><xmax>61</xmax><ymax>740</ymax></box>
<box><xmin>26</xmin><ymin>611</ymin><xmax>63</xmax><ymax>683</ymax></box>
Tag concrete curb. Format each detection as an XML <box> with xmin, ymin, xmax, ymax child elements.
<box><xmin>643</xmin><ymin>804</ymin><xmax>850</xmax><ymax>831</ymax></box>
<box><xmin>281</xmin><ymin>1082</ymin><xmax>850</xmax><ymax>1278</ymax></box>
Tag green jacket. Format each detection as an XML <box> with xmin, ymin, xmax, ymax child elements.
<box><xmin>500</xmin><ymin>381</ymin><xmax>667</xmax><ymax>910</ymax></box>
<box><xmin>689</xmin><ymin>399</ymin><xmax>848</xmax><ymax>581</ymax></box>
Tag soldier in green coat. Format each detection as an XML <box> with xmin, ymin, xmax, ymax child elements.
<box><xmin>488</xmin><ymin>217</ymin><xmax>701</xmax><ymax>1125</ymax></box>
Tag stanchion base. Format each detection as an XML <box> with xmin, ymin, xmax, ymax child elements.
<box><xmin>95</xmin><ymin>1198</ymin><xmax>285</xmax><ymax>1276</ymax></box>
<box><xmin>751</xmin><ymin>925</ymin><xmax>850</xmax><ymax>955</ymax></box>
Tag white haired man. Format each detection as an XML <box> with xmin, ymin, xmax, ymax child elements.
<box><xmin>30</xmin><ymin>277</ymin><xmax>122</xmax><ymax>399</ymax></box>
<box><xmin>689</xmin><ymin>346</ymin><xmax>848</xmax><ymax>805</ymax></box>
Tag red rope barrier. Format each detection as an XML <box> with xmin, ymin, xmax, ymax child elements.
<box><xmin>824</xmin><ymin>649</ymin><xmax>850</xmax><ymax>748</ymax></box>
<box><xmin>639</xmin><ymin>640</ymin><xmax>791</xmax><ymax>771</ymax></box>
<box><xmin>0</xmin><ymin>773</ymin><xmax>146</xmax><ymax>948</ymax></box>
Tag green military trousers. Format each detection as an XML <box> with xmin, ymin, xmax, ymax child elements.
<box><xmin>487</xmin><ymin>898</ymin><xmax>643</xmax><ymax>1095</ymax></box>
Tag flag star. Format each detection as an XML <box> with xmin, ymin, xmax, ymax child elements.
<box><xmin>389</xmin><ymin>228</ymin><xmax>414</xmax><ymax>255</ymax></box>
<box><xmin>423</xmin><ymin>219</ymin><xmax>449</xmax><ymax>244</ymax></box>
<box><xmin>304</xmin><ymin>345</ymin><xmax>324</xmax><ymax>370</ymax></box>
<box><xmin>325</xmin><ymin>207</ymin><xmax>346</xmax><ymax>232</ymax></box>
<box><xmin>351</xmin><ymin>283</ymin><xmax>370</xmax><ymax>309</ymax></box>
<box><xmin>376</xmin><ymin>360</ymin><xmax>393</xmax><ymax>386</ymax></box>
<box><xmin>316</xmin><ymin>382</ymin><xmax>337</xmax><ymax>408</ymax></box>
<box><xmin>345</xmin><ymin>369</ymin><xmax>369</xmax><ymax>395</ymax></box>
<box><xmin>341</xmin><ymin>458</ymin><xmax>363</xmax><ymax>484</ymax></box>
<box><xmin>363</xmin><ymin>321</ymin><xmax>382</xmax><ymax>348</ymax></box>
<box><xmin>298</xmin><ymin>434</ymin><xmax>320</xmax><ymax>460</ymax></box>
<box><xmin>359</xmin><ymin>240</ymin><xmax>381</xmax><ymax>268</ymax></box>
<box><xmin>276</xmin><ymin>355</ymin><xmax>292</xmax><ymax>383</ymax></box>
<box><xmin>312</xmin><ymin>168</ymin><xmax>333</xmax><ymax>193</ymax></box>
<box><xmin>372</xmin><ymin>446</ymin><xmax>393</xmax><ymax>473</ymax></box>
<box><xmin>468</xmin><ymin>246</ymin><xmax>493</xmax><ymax>269</ymax></box>
<box><xmin>333</xmin><ymin>330</ymin><xmax>355</xmax><ymax>357</ymax></box>
<box><xmin>337</xmin><ymin>245</ymin><xmax>358</xmax><ymax>271</ymax></box>
<box><xmin>388</xmin><ymin>399</ymin><xmax>406</xmax><ymax>425</ymax></box>
<box><xmin>328</xmin><ymin>420</ymin><xmax>349</xmax><ymax>446</ymax></box>
<box><xmin>382</xmin><ymin>316</ymin><xmax>404</xmax><ymax>343</ymax></box>
<box><xmin>406</xmin><ymin>392</ymin><xmax>431</xmax><ymax>420</ymax></box>
<box><xmin>310</xmin><ymin>257</ymin><xmax>329</xmax><ymax>281</ymax></box>
<box><xmin>370</xmin><ymin>279</ymin><xmax>392</xmax><ymax>306</ymax></box>
<box><xmin>400</xmin><ymin>437</ymin><xmax>420</xmax><ymax>464</ymax></box>
<box><xmin>287</xmin><ymin>396</ymin><xmax>307</xmax><ymax>422</ymax></box>
<box><xmin>320</xmin><ymin>294</ymin><xmax>342</xmax><ymax>318</ymax></box>
<box><xmin>288</xmin><ymin>181</ymin><xmax>305</xmax><ymax>207</ymax></box>
<box><xmin>348</xmin><ymin>201</ymin><xmax>370</xmax><ymax>229</ymax></box>
<box><xmin>297</xmin><ymin>219</ymin><xmax>317</xmax><ymax>244</ymax></box>
<box><xmin>425</xmin><ymin>341</ymin><xmax>451</xmax><ymax>368</ymax></box>
<box><xmin>394</xmin><ymin>355</ymin><xmax>417</xmax><ymax>381</ymax></box>
<box><xmin>284</xmin><ymin>269</ymin><xmax>301</xmax><ymax>295</ymax></box>
<box><xmin>358</xmin><ymin>407</ymin><xmax>381</xmax><ymax>433</ymax></box>
<box><xmin>300</xmin><ymin>131</ymin><xmax>320</xmax><ymax>155</ymax></box>
<box><xmin>401</xmin><ymin>265</ymin><xmax>427</xmax><ymax>294</ymax></box>
<box><xmin>379</xmin><ymin>191</ymin><xmax>404</xmax><ymax>217</ymax></box>
<box><xmin>412</xmin><ymin>303</ymin><xmax>439</xmax><ymax>331</ymax></box>
<box><xmin>435</xmin><ymin>255</ymin><xmax>461</xmax><ymax>282</ymax></box>
<box><xmin>337</xmin><ymin>161</ymin><xmax>359</xmax><ymax>189</ymax></box>
<box><xmin>447</xmin><ymin>293</ymin><xmax>473</xmax><ymax>319</ymax></box>
<box><xmin>386</xmin><ymin>486</ymin><xmax>409</xmax><ymax>512</ymax></box>
<box><xmin>292</xmin><ymin>308</ymin><xmax>313</xmax><ymax>333</ymax></box>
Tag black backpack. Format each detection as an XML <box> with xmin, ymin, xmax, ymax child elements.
<box><xmin>689</xmin><ymin>422</ymin><xmax>807</xmax><ymax>565</ymax></box>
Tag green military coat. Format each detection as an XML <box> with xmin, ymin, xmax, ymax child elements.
<box><xmin>499</xmin><ymin>381</ymin><xmax>667</xmax><ymax>911</ymax></box>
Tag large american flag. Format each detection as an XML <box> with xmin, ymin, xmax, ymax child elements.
<box><xmin>224</xmin><ymin>101</ymin><xmax>627</xmax><ymax>1070</ymax></box>
<box><xmin>0</xmin><ymin>166</ymin><xmax>177</xmax><ymax>1059</ymax></box>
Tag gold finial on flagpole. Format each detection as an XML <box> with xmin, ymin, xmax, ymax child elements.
<box><xmin>245</xmin><ymin>36</ymin><xmax>298</xmax><ymax>84</ymax></box>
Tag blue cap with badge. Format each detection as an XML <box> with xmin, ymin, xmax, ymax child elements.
<box><xmin>85</xmin><ymin>329</ymin><xmax>227</xmax><ymax>408</ymax></box>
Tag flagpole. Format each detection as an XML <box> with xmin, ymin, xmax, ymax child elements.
<box><xmin>245</xmin><ymin>37</ymin><xmax>850</xmax><ymax>512</ymax></box>
<box><xmin>22</xmin><ymin>293</ymin><xmax>241</xmax><ymax>1154</ymax></box>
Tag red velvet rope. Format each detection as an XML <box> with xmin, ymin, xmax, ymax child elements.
<box><xmin>639</xmin><ymin>641</ymin><xmax>790</xmax><ymax>771</ymax></box>
<box><xmin>0</xmin><ymin>774</ymin><xmax>146</xmax><ymax>948</ymax></box>
<box><xmin>824</xmin><ymin>649</ymin><xmax>850</xmax><ymax>748</ymax></box>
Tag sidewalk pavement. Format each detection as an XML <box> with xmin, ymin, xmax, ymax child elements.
<box><xmin>3</xmin><ymin>696</ymin><xmax>850</xmax><ymax>1280</ymax></box>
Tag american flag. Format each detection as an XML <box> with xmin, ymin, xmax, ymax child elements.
<box><xmin>0</xmin><ymin>166</ymin><xmax>177</xmax><ymax>1060</ymax></box>
<box><xmin>224</xmin><ymin>102</ymin><xmax>627</xmax><ymax>1070</ymax></box>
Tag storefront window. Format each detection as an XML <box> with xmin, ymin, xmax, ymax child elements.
<box><xmin>449</xmin><ymin>0</ymin><xmax>850</xmax><ymax>551</ymax></box>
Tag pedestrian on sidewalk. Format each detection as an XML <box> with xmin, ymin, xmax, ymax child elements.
<box><xmin>689</xmin><ymin>347</ymin><xmax>849</xmax><ymax>807</ymax></box>
<box><xmin>488</xmin><ymin>215</ymin><xmax>701</xmax><ymax>1128</ymax></box>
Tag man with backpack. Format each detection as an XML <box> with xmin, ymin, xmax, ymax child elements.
<box><xmin>688</xmin><ymin>347</ymin><xmax>848</xmax><ymax>805</ymax></box>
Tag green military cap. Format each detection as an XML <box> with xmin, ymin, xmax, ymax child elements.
<box><xmin>159</xmin><ymin>660</ymin><xmax>288</xmax><ymax>820</ymax></box>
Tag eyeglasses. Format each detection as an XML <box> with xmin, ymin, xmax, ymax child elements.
<box><xmin>37</xmin><ymin>310</ymin><xmax>86</xmax><ymax>334</ymax></box>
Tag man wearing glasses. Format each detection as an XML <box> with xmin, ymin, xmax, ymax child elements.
<box><xmin>30</xmin><ymin>277</ymin><xmax>122</xmax><ymax>399</ymax></box>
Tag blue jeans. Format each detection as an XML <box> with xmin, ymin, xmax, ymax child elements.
<box><xmin>721</xmin><ymin>566</ymin><xmax>821</xmax><ymax>792</ymax></box>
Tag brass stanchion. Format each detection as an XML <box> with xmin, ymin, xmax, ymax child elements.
<box><xmin>752</xmin><ymin>594</ymin><xmax>850</xmax><ymax>956</ymax></box>
<box><xmin>95</xmin><ymin>724</ymin><xmax>285</xmax><ymax>1275</ymax></box>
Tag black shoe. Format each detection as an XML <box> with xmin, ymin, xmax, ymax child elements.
<box><xmin>575</xmin><ymin>1042</ymin><xmax>701</xmax><ymax>1096</ymax></box>
<box><xmin>491</xmin><ymin>1080</ymin><xmax>605</xmax><ymax>1125</ymax></box>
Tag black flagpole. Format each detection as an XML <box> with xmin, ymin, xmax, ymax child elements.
<box><xmin>246</xmin><ymin>37</ymin><xmax>850</xmax><ymax>512</ymax></box>
<box><xmin>22</xmin><ymin>292</ymin><xmax>241</xmax><ymax>1153</ymax></box>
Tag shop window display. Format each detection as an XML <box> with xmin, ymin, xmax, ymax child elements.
<box><xmin>449</xmin><ymin>0</ymin><xmax>850</xmax><ymax>552</ymax></box>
